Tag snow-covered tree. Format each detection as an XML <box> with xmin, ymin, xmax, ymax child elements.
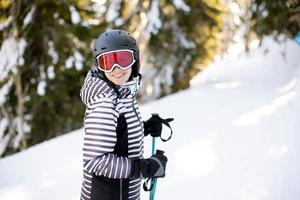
<box><xmin>1</xmin><ymin>1</ymin><xmax>29</xmax><ymax>156</ymax></box>
<box><xmin>248</xmin><ymin>0</ymin><xmax>299</xmax><ymax>39</ymax></box>
<box><xmin>0</xmin><ymin>0</ymin><xmax>99</xmax><ymax>156</ymax></box>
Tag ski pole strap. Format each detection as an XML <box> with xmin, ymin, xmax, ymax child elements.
<box><xmin>160</xmin><ymin>118</ymin><xmax>174</xmax><ymax>142</ymax></box>
<box><xmin>143</xmin><ymin>177</ymin><xmax>155</xmax><ymax>191</ymax></box>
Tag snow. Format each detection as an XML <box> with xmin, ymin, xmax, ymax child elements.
<box><xmin>0</xmin><ymin>79</ymin><xmax>13</xmax><ymax>106</ymax></box>
<box><xmin>23</xmin><ymin>6</ymin><xmax>35</xmax><ymax>27</ymax></box>
<box><xmin>0</xmin><ymin>133</ymin><xmax>10</xmax><ymax>157</ymax></box>
<box><xmin>37</xmin><ymin>65</ymin><xmax>47</xmax><ymax>96</ymax></box>
<box><xmin>65</xmin><ymin>56</ymin><xmax>74</xmax><ymax>69</ymax></box>
<box><xmin>0</xmin><ymin>37</ymin><xmax>26</xmax><ymax>81</ymax></box>
<box><xmin>172</xmin><ymin>0</ymin><xmax>190</xmax><ymax>12</ymax></box>
<box><xmin>58</xmin><ymin>18</ymin><xmax>65</xmax><ymax>25</ymax></box>
<box><xmin>114</xmin><ymin>18</ymin><xmax>124</xmax><ymax>27</ymax></box>
<box><xmin>47</xmin><ymin>41</ymin><xmax>58</xmax><ymax>64</ymax></box>
<box><xmin>105</xmin><ymin>0</ymin><xmax>121</xmax><ymax>23</ymax></box>
<box><xmin>0</xmin><ymin>79</ymin><xmax>13</xmax><ymax>157</ymax></box>
<box><xmin>69</xmin><ymin>5</ymin><xmax>81</xmax><ymax>24</ymax></box>
<box><xmin>173</xmin><ymin>22</ymin><xmax>196</xmax><ymax>49</ymax></box>
<box><xmin>161</xmin><ymin>64</ymin><xmax>173</xmax><ymax>86</ymax></box>
<box><xmin>37</xmin><ymin>80</ymin><xmax>46</xmax><ymax>96</ymax></box>
<box><xmin>47</xmin><ymin>65</ymin><xmax>55</xmax><ymax>80</ymax></box>
<box><xmin>12</xmin><ymin>116</ymin><xmax>31</xmax><ymax>149</ymax></box>
<box><xmin>0</xmin><ymin>16</ymin><xmax>13</xmax><ymax>31</ymax></box>
<box><xmin>65</xmin><ymin>51</ymin><xmax>84</xmax><ymax>71</ymax></box>
<box><xmin>0</xmin><ymin>131</ymin><xmax>83</xmax><ymax>200</ymax></box>
<box><xmin>0</xmin><ymin>118</ymin><xmax>8</xmax><ymax>140</ymax></box>
<box><xmin>146</xmin><ymin>0</ymin><xmax>162</xmax><ymax>35</ymax></box>
<box><xmin>74</xmin><ymin>51</ymin><xmax>84</xmax><ymax>71</ymax></box>
<box><xmin>91</xmin><ymin>0</ymin><xmax>107</xmax><ymax>5</ymax></box>
<box><xmin>1</xmin><ymin>37</ymin><xmax>300</xmax><ymax>200</ymax></box>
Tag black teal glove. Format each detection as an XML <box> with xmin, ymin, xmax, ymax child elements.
<box><xmin>131</xmin><ymin>150</ymin><xmax>168</xmax><ymax>179</ymax></box>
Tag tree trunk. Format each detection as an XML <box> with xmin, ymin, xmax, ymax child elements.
<box><xmin>13</xmin><ymin>71</ymin><xmax>27</xmax><ymax>150</ymax></box>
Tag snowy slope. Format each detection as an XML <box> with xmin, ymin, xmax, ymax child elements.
<box><xmin>1</xmin><ymin>37</ymin><xmax>300</xmax><ymax>200</ymax></box>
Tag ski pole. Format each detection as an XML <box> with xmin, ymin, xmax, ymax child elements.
<box><xmin>143</xmin><ymin>113</ymin><xmax>174</xmax><ymax>199</ymax></box>
<box><xmin>150</xmin><ymin>137</ymin><xmax>157</xmax><ymax>200</ymax></box>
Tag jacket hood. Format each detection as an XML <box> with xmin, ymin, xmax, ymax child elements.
<box><xmin>80</xmin><ymin>71</ymin><xmax>139</xmax><ymax>106</ymax></box>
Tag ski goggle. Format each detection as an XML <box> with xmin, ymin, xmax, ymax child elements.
<box><xmin>96</xmin><ymin>49</ymin><xmax>136</xmax><ymax>73</ymax></box>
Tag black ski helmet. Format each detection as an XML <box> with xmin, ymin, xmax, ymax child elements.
<box><xmin>92</xmin><ymin>29</ymin><xmax>140</xmax><ymax>79</ymax></box>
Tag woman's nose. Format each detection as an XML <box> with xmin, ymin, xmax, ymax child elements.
<box><xmin>112</xmin><ymin>65</ymin><xmax>123</xmax><ymax>72</ymax></box>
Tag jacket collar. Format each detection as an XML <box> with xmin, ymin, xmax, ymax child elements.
<box><xmin>80</xmin><ymin>71</ymin><xmax>140</xmax><ymax>106</ymax></box>
<box><xmin>117</xmin><ymin>77</ymin><xmax>140</xmax><ymax>98</ymax></box>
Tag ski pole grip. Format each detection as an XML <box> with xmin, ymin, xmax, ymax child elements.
<box><xmin>156</xmin><ymin>149</ymin><xmax>165</xmax><ymax>155</ymax></box>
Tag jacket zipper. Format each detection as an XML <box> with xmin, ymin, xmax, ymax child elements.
<box><xmin>131</xmin><ymin>98</ymin><xmax>143</xmax><ymax>130</ymax></box>
<box><xmin>120</xmin><ymin>179</ymin><xmax>123</xmax><ymax>200</ymax></box>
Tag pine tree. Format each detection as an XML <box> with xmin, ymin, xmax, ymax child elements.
<box><xmin>0</xmin><ymin>0</ymin><xmax>99</xmax><ymax>156</ymax></box>
<box><xmin>247</xmin><ymin>0</ymin><xmax>299</xmax><ymax>38</ymax></box>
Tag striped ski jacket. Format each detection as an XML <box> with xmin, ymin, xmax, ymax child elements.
<box><xmin>80</xmin><ymin>71</ymin><xmax>144</xmax><ymax>200</ymax></box>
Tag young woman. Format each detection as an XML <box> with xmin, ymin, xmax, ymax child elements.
<box><xmin>80</xmin><ymin>30</ymin><xmax>168</xmax><ymax>200</ymax></box>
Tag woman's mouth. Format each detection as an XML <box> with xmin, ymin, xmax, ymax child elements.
<box><xmin>112</xmin><ymin>73</ymin><xmax>125</xmax><ymax>78</ymax></box>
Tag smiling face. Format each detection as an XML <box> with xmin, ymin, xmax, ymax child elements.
<box><xmin>104</xmin><ymin>66</ymin><xmax>132</xmax><ymax>85</ymax></box>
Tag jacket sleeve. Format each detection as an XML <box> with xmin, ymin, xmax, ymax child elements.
<box><xmin>82</xmin><ymin>97</ymin><xmax>132</xmax><ymax>179</ymax></box>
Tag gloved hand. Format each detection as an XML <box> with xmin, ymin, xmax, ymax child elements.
<box><xmin>144</xmin><ymin>114</ymin><xmax>162</xmax><ymax>137</ymax></box>
<box><xmin>131</xmin><ymin>150</ymin><xmax>168</xmax><ymax>179</ymax></box>
<box><xmin>144</xmin><ymin>114</ymin><xmax>174</xmax><ymax>139</ymax></box>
